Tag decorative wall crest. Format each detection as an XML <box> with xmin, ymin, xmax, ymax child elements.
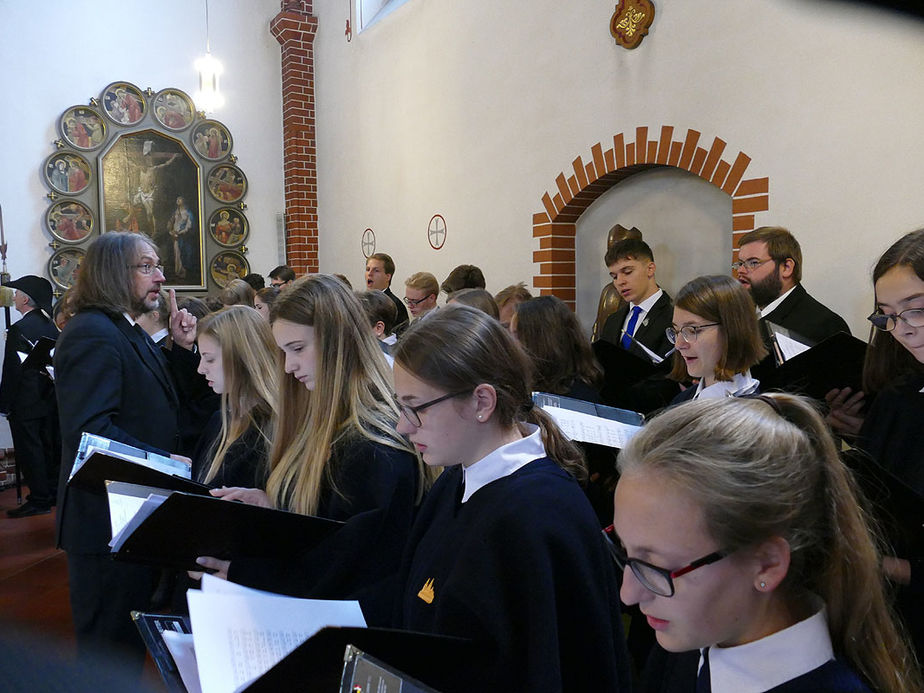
<box><xmin>610</xmin><ymin>0</ymin><xmax>655</xmax><ymax>50</ymax></box>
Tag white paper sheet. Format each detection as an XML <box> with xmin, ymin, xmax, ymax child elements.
<box><xmin>187</xmin><ymin>576</ymin><xmax>367</xmax><ymax>693</ymax></box>
<box><xmin>774</xmin><ymin>331</ymin><xmax>811</xmax><ymax>362</ymax></box>
<box><xmin>543</xmin><ymin>405</ymin><xmax>642</xmax><ymax>449</ymax></box>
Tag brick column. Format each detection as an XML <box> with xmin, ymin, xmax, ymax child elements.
<box><xmin>270</xmin><ymin>1</ymin><xmax>319</xmax><ymax>274</ymax></box>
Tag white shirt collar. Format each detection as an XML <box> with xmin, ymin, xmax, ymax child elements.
<box><xmin>150</xmin><ymin>327</ymin><xmax>169</xmax><ymax>344</ymax></box>
<box><xmin>705</xmin><ymin>609</ymin><xmax>834</xmax><ymax>693</ymax></box>
<box><xmin>122</xmin><ymin>312</ymin><xmax>137</xmax><ymax>327</ymax></box>
<box><xmin>630</xmin><ymin>287</ymin><xmax>663</xmax><ymax>314</ymax></box>
<box><xmin>382</xmin><ymin>333</ymin><xmax>397</xmax><ymax>346</ymax></box>
<box><xmin>759</xmin><ymin>284</ymin><xmax>797</xmax><ymax>318</ymax></box>
<box><xmin>693</xmin><ymin>371</ymin><xmax>760</xmax><ymax>400</ymax></box>
<box><xmin>461</xmin><ymin>424</ymin><xmax>545</xmax><ymax>503</ymax></box>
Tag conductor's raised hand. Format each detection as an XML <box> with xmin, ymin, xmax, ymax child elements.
<box><xmin>168</xmin><ymin>288</ymin><xmax>197</xmax><ymax>350</ymax></box>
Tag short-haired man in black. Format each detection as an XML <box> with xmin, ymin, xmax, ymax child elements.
<box><xmin>268</xmin><ymin>265</ymin><xmax>296</xmax><ymax>288</ymax></box>
<box><xmin>365</xmin><ymin>252</ymin><xmax>409</xmax><ymax>328</ymax></box>
<box><xmin>54</xmin><ymin>231</ymin><xmax>199</xmax><ymax>671</ymax></box>
<box><xmin>598</xmin><ymin>239</ymin><xmax>673</xmax><ymax>360</ymax></box>
<box><xmin>734</xmin><ymin>226</ymin><xmax>849</xmax><ymax>343</ymax></box>
<box><xmin>0</xmin><ymin>275</ymin><xmax>60</xmax><ymax>517</ymax></box>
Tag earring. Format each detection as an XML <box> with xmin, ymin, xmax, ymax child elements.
<box><xmin>759</xmin><ymin>581</ymin><xmax>767</xmax><ymax>589</ymax></box>
<box><xmin>477</xmin><ymin>415</ymin><xmax>482</xmax><ymax>421</ymax></box>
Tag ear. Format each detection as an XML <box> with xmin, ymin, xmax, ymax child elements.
<box><xmin>646</xmin><ymin>261</ymin><xmax>656</xmax><ymax>279</ymax></box>
<box><xmin>471</xmin><ymin>383</ymin><xmax>498</xmax><ymax>423</ymax></box>
<box><xmin>752</xmin><ymin>535</ymin><xmax>791</xmax><ymax>592</ymax></box>
<box><xmin>373</xmin><ymin>320</ymin><xmax>385</xmax><ymax>338</ymax></box>
<box><xmin>778</xmin><ymin>258</ymin><xmax>796</xmax><ymax>281</ymax></box>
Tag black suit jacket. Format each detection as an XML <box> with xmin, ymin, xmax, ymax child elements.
<box><xmin>600</xmin><ymin>290</ymin><xmax>674</xmax><ymax>361</ymax></box>
<box><xmin>761</xmin><ymin>283</ymin><xmax>850</xmax><ymax>345</ymax></box>
<box><xmin>54</xmin><ymin>308</ymin><xmax>183</xmax><ymax>552</ymax></box>
<box><xmin>0</xmin><ymin>310</ymin><xmax>58</xmax><ymax>419</ymax></box>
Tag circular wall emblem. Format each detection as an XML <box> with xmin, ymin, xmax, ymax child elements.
<box><xmin>428</xmin><ymin>214</ymin><xmax>446</xmax><ymax>250</ymax></box>
<box><xmin>361</xmin><ymin>228</ymin><xmax>376</xmax><ymax>258</ymax></box>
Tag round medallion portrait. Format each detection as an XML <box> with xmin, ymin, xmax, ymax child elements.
<box><xmin>207</xmin><ymin>164</ymin><xmax>247</xmax><ymax>203</ymax></box>
<box><xmin>101</xmin><ymin>81</ymin><xmax>147</xmax><ymax>126</ymax></box>
<box><xmin>44</xmin><ymin>152</ymin><xmax>92</xmax><ymax>195</ymax></box>
<box><xmin>191</xmin><ymin>119</ymin><xmax>232</xmax><ymax>161</ymax></box>
<box><xmin>46</xmin><ymin>200</ymin><xmax>94</xmax><ymax>244</ymax></box>
<box><xmin>48</xmin><ymin>247</ymin><xmax>86</xmax><ymax>290</ymax></box>
<box><xmin>152</xmin><ymin>88</ymin><xmax>196</xmax><ymax>131</ymax></box>
<box><xmin>60</xmin><ymin>107</ymin><xmax>107</xmax><ymax>151</ymax></box>
<box><xmin>209</xmin><ymin>251</ymin><xmax>250</xmax><ymax>288</ymax></box>
<box><xmin>208</xmin><ymin>207</ymin><xmax>249</xmax><ymax>247</ymax></box>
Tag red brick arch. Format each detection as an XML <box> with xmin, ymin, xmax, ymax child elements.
<box><xmin>532</xmin><ymin>126</ymin><xmax>769</xmax><ymax>308</ymax></box>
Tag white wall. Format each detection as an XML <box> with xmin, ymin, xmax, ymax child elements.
<box><xmin>0</xmin><ymin>0</ymin><xmax>285</xmax><ymax>287</ymax></box>
<box><xmin>312</xmin><ymin>0</ymin><xmax>924</xmax><ymax>336</ymax></box>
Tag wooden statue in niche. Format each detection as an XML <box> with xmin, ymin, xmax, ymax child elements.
<box><xmin>610</xmin><ymin>0</ymin><xmax>655</xmax><ymax>49</ymax></box>
<box><xmin>592</xmin><ymin>224</ymin><xmax>643</xmax><ymax>342</ymax></box>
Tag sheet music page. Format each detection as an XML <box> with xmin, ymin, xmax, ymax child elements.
<box><xmin>188</xmin><ymin>581</ymin><xmax>366</xmax><ymax>693</ymax></box>
<box><xmin>108</xmin><ymin>492</ymin><xmax>168</xmax><ymax>549</ymax></box>
<box><xmin>774</xmin><ymin>331</ymin><xmax>811</xmax><ymax>361</ymax></box>
<box><xmin>106</xmin><ymin>489</ymin><xmax>150</xmax><ymax>538</ymax></box>
<box><xmin>163</xmin><ymin>630</ymin><xmax>202</xmax><ymax>693</ymax></box>
<box><xmin>543</xmin><ymin>405</ymin><xmax>642</xmax><ymax>448</ymax></box>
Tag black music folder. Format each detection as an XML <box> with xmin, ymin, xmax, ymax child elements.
<box><xmin>533</xmin><ymin>391</ymin><xmax>645</xmax><ymax>426</ymax></box>
<box><xmin>21</xmin><ymin>335</ymin><xmax>56</xmax><ymax>371</ymax></box>
<box><xmin>68</xmin><ymin>449</ymin><xmax>209</xmax><ymax>496</ymax></box>
<box><xmin>242</xmin><ymin>626</ymin><xmax>477</xmax><ymax>693</ymax></box>
<box><xmin>131</xmin><ymin>612</ymin><xmax>191</xmax><ymax>693</ymax></box>
<box><xmin>593</xmin><ymin>339</ymin><xmax>664</xmax><ymax>390</ymax></box>
<box><xmin>757</xmin><ymin>331</ymin><xmax>867</xmax><ymax>400</ymax></box>
<box><xmin>111</xmin><ymin>490</ymin><xmax>344</xmax><ymax>572</ymax></box>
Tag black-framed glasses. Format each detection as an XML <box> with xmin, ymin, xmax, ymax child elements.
<box><xmin>602</xmin><ymin>525</ymin><xmax>728</xmax><ymax>597</ymax></box>
<box><xmin>867</xmin><ymin>308</ymin><xmax>924</xmax><ymax>332</ymax></box>
<box><xmin>666</xmin><ymin>323</ymin><xmax>720</xmax><ymax>344</ymax></box>
<box><xmin>393</xmin><ymin>390</ymin><xmax>471</xmax><ymax>427</ymax></box>
<box><xmin>404</xmin><ymin>294</ymin><xmax>434</xmax><ymax>307</ymax></box>
<box><xmin>731</xmin><ymin>257</ymin><xmax>773</xmax><ymax>272</ymax></box>
<box><xmin>128</xmin><ymin>263</ymin><xmax>165</xmax><ymax>275</ymax></box>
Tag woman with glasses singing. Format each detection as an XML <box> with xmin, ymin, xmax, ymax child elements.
<box><xmin>610</xmin><ymin>395</ymin><xmax>920</xmax><ymax>693</ymax></box>
<box><xmin>667</xmin><ymin>275</ymin><xmax>766</xmax><ymax>404</ymax></box>
<box><xmin>192</xmin><ymin>275</ymin><xmax>430</xmax><ymax>625</ymax></box>
<box><xmin>391</xmin><ymin>304</ymin><xmax>631</xmax><ymax>692</ymax></box>
<box><xmin>854</xmin><ymin>229</ymin><xmax>924</xmax><ymax>660</ymax></box>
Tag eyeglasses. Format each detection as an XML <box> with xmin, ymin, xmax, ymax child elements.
<box><xmin>867</xmin><ymin>308</ymin><xmax>924</xmax><ymax>332</ymax></box>
<box><xmin>128</xmin><ymin>263</ymin><xmax>165</xmax><ymax>275</ymax></box>
<box><xmin>404</xmin><ymin>294</ymin><xmax>434</xmax><ymax>307</ymax></box>
<box><xmin>602</xmin><ymin>525</ymin><xmax>729</xmax><ymax>597</ymax></box>
<box><xmin>393</xmin><ymin>390</ymin><xmax>471</xmax><ymax>427</ymax></box>
<box><xmin>731</xmin><ymin>257</ymin><xmax>773</xmax><ymax>272</ymax></box>
<box><xmin>666</xmin><ymin>323</ymin><xmax>720</xmax><ymax>344</ymax></box>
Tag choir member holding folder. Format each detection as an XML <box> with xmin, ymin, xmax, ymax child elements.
<box><xmin>391</xmin><ymin>304</ymin><xmax>631</xmax><ymax>692</ymax></box>
<box><xmin>668</xmin><ymin>275</ymin><xmax>766</xmax><ymax>404</ymax></box>
<box><xmin>192</xmin><ymin>305</ymin><xmax>278</xmax><ymax>489</ymax></box>
<box><xmin>611</xmin><ymin>395</ymin><xmax>920</xmax><ymax>693</ymax></box>
<box><xmin>193</xmin><ymin>275</ymin><xmax>429</xmax><ymax>625</ymax></box>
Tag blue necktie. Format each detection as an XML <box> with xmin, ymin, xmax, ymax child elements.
<box><xmin>621</xmin><ymin>305</ymin><xmax>642</xmax><ymax>350</ymax></box>
<box><xmin>696</xmin><ymin>647</ymin><xmax>711</xmax><ymax>693</ymax></box>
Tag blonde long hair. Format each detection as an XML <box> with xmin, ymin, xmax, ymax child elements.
<box><xmin>197</xmin><ymin>306</ymin><xmax>279</xmax><ymax>484</ymax></box>
<box><xmin>618</xmin><ymin>395</ymin><xmax>921</xmax><ymax>693</ymax></box>
<box><xmin>266</xmin><ymin>274</ymin><xmax>424</xmax><ymax>515</ymax></box>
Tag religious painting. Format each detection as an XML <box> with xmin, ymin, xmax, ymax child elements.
<box><xmin>59</xmin><ymin>106</ymin><xmax>107</xmax><ymax>150</ymax></box>
<box><xmin>207</xmin><ymin>164</ymin><xmax>247</xmax><ymax>203</ymax></box>
<box><xmin>47</xmin><ymin>247</ymin><xmax>85</xmax><ymax>290</ymax></box>
<box><xmin>152</xmin><ymin>88</ymin><xmax>196</xmax><ymax>131</ymax></box>
<box><xmin>44</xmin><ymin>152</ymin><xmax>92</xmax><ymax>195</ymax></box>
<box><xmin>192</xmin><ymin>120</ymin><xmax>232</xmax><ymax>161</ymax></box>
<box><xmin>208</xmin><ymin>207</ymin><xmax>248</xmax><ymax>247</ymax></box>
<box><xmin>209</xmin><ymin>250</ymin><xmax>249</xmax><ymax>288</ymax></box>
<box><xmin>46</xmin><ymin>200</ymin><xmax>94</xmax><ymax>244</ymax></box>
<box><xmin>99</xmin><ymin>129</ymin><xmax>205</xmax><ymax>289</ymax></box>
<box><xmin>101</xmin><ymin>81</ymin><xmax>147</xmax><ymax>126</ymax></box>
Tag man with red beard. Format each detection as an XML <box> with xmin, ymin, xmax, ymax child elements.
<box><xmin>734</xmin><ymin>226</ymin><xmax>849</xmax><ymax>344</ymax></box>
<box><xmin>54</xmin><ymin>232</ymin><xmax>199</xmax><ymax>674</ymax></box>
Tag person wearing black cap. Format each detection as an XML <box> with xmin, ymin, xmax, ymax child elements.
<box><xmin>0</xmin><ymin>275</ymin><xmax>60</xmax><ymax>517</ymax></box>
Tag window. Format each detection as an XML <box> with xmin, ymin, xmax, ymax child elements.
<box><xmin>358</xmin><ymin>0</ymin><xmax>411</xmax><ymax>32</ymax></box>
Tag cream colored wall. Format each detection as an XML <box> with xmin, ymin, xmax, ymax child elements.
<box><xmin>313</xmin><ymin>0</ymin><xmax>924</xmax><ymax>336</ymax></box>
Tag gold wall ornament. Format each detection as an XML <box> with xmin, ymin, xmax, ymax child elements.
<box><xmin>611</xmin><ymin>0</ymin><xmax>655</xmax><ymax>49</ymax></box>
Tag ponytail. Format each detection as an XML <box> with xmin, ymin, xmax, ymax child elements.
<box><xmin>523</xmin><ymin>405</ymin><xmax>586</xmax><ymax>482</ymax></box>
